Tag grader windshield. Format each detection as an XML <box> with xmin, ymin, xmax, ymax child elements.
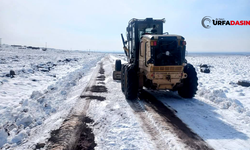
<box><xmin>138</xmin><ymin>23</ymin><xmax>163</xmax><ymax>39</ymax></box>
<box><xmin>126</xmin><ymin>18</ymin><xmax>164</xmax><ymax>65</ymax></box>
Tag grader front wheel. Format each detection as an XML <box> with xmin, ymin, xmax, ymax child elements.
<box><xmin>124</xmin><ymin>64</ymin><xmax>138</xmax><ymax>100</ymax></box>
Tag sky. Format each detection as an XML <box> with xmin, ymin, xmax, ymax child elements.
<box><xmin>0</xmin><ymin>0</ymin><xmax>250</xmax><ymax>52</ymax></box>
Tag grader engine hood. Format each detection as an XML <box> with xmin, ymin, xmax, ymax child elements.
<box><xmin>142</xmin><ymin>34</ymin><xmax>186</xmax><ymax>66</ymax></box>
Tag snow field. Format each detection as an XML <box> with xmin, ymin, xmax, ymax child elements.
<box><xmin>0</xmin><ymin>47</ymin><xmax>105</xmax><ymax>149</ymax></box>
<box><xmin>187</xmin><ymin>55</ymin><xmax>250</xmax><ymax>125</ymax></box>
<box><xmin>1</xmin><ymin>47</ymin><xmax>250</xmax><ymax>150</ymax></box>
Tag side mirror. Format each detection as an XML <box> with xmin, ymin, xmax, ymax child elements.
<box><xmin>126</xmin><ymin>27</ymin><xmax>130</xmax><ymax>32</ymax></box>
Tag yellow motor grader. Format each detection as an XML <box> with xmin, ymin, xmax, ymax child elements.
<box><xmin>113</xmin><ymin>18</ymin><xmax>198</xmax><ymax>100</ymax></box>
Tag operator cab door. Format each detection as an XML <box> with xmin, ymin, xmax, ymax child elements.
<box><xmin>139</xmin><ymin>40</ymin><xmax>145</xmax><ymax>69</ymax></box>
<box><xmin>127</xmin><ymin>23</ymin><xmax>136</xmax><ymax>64</ymax></box>
<box><xmin>139</xmin><ymin>38</ymin><xmax>150</xmax><ymax>71</ymax></box>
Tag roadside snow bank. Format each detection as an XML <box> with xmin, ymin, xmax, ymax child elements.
<box><xmin>187</xmin><ymin>54</ymin><xmax>250</xmax><ymax>126</ymax></box>
<box><xmin>198</xmin><ymin>88</ymin><xmax>245</xmax><ymax>113</ymax></box>
<box><xmin>0</xmin><ymin>47</ymin><xmax>105</xmax><ymax>148</ymax></box>
<box><xmin>1</xmin><ymin>66</ymin><xmax>92</xmax><ymax>148</ymax></box>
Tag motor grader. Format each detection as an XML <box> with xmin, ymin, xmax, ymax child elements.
<box><xmin>113</xmin><ymin>18</ymin><xmax>198</xmax><ymax>100</ymax></box>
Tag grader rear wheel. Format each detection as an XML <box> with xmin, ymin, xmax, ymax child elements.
<box><xmin>178</xmin><ymin>64</ymin><xmax>198</xmax><ymax>98</ymax></box>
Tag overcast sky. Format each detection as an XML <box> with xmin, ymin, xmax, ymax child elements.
<box><xmin>0</xmin><ymin>0</ymin><xmax>249</xmax><ymax>52</ymax></box>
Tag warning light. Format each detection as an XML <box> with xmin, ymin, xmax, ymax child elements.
<box><xmin>182</xmin><ymin>41</ymin><xmax>186</xmax><ymax>46</ymax></box>
<box><xmin>150</xmin><ymin>41</ymin><xmax>157</xmax><ymax>46</ymax></box>
<box><xmin>151</xmin><ymin>73</ymin><xmax>154</xmax><ymax>78</ymax></box>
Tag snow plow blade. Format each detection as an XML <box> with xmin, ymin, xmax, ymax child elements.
<box><xmin>113</xmin><ymin>71</ymin><xmax>121</xmax><ymax>80</ymax></box>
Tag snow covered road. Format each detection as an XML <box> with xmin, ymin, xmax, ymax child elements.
<box><xmin>48</xmin><ymin>55</ymin><xmax>212</xmax><ymax>150</ymax></box>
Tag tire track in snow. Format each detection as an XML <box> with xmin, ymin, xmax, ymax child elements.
<box><xmin>89</xmin><ymin>57</ymin><xmax>158</xmax><ymax>149</ymax></box>
<box><xmin>127</xmin><ymin>98</ymin><xmax>187</xmax><ymax>150</ymax></box>
<box><xmin>47</xmin><ymin>61</ymin><xmax>105</xmax><ymax>150</ymax></box>
<box><xmin>136</xmin><ymin>90</ymin><xmax>214</xmax><ymax>150</ymax></box>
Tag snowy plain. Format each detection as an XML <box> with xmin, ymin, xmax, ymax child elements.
<box><xmin>0</xmin><ymin>46</ymin><xmax>105</xmax><ymax>149</ymax></box>
<box><xmin>0</xmin><ymin>45</ymin><xmax>250</xmax><ymax>150</ymax></box>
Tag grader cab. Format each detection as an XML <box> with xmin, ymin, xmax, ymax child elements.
<box><xmin>113</xmin><ymin>18</ymin><xmax>198</xmax><ymax>100</ymax></box>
